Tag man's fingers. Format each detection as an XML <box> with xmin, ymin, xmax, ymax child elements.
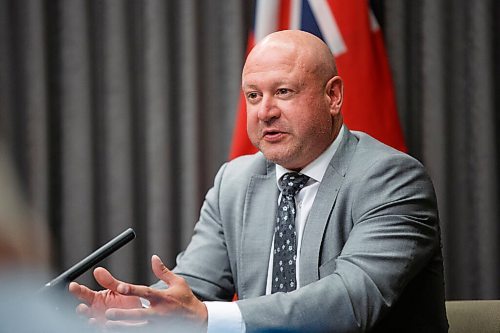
<box><xmin>106</xmin><ymin>308</ymin><xmax>153</xmax><ymax>321</ymax></box>
<box><xmin>104</xmin><ymin>309</ymin><xmax>150</xmax><ymax>331</ymax></box>
<box><xmin>151</xmin><ymin>254</ymin><xmax>179</xmax><ymax>285</ymax></box>
<box><xmin>93</xmin><ymin>266</ymin><xmax>122</xmax><ymax>291</ymax></box>
<box><xmin>116</xmin><ymin>282</ymin><xmax>152</xmax><ymax>297</ymax></box>
<box><xmin>69</xmin><ymin>282</ymin><xmax>96</xmax><ymax>304</ymax></box>
<box><xmin>112</xmin><ymin>255</ymin><xmax>185</xmax><ymax>303</ymax></box>
<box><xmin>104</xmin><ymin>320</ymin><xmax>149</xmax><ymax>331</ymax></box>
<box><xmin>114</xmin><ymin>282</ymin><xmax>165</xmax><ymax>305</ymax></box>
<box><xmin>76</xmin><ymin>303</ymin><xmax>91</xmax><ymax>317</ymax></box>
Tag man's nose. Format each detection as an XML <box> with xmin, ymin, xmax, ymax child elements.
<box><xmin>257</xmin><ymin>96</ymin><xmax>280</xmax><ymax>122</ymax></box>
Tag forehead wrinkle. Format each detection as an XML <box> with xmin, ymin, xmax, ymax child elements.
<box><xmin>243</xmin><ymin>72</ymin><xmax>307</xmax><ymax>93</ymax></box>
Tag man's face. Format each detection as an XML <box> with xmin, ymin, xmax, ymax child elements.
<box><xmin>242</xmin><ymin>46</ymin><xmax>337</xmax><ymax>170</ymax></box>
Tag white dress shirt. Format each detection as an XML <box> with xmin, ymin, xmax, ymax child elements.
<box><xmin>205</xmin><ymin>127</ymin><xmax>345</xmax><ymax>333</ymax></box>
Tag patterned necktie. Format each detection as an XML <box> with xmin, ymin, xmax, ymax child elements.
<box><xmin>271</xmin><ymin>172</ymin><xmax>310</xmax><ymax>293</ymax></box>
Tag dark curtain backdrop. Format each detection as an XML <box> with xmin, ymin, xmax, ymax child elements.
<box><xmin>1</xmin><ymin>0</ymin><xmax>499</xmax><ymax>300</ymax></box>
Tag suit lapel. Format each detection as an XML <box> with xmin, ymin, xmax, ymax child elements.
<box><xmin>299</xmin><ymin>129</ymin><xmax>358</xmax><ymax>286</ymax></box>
<box><xmin>240</xmin><ymin>162</ymin><xmax>278</xmax><ymax>299</ymax></box>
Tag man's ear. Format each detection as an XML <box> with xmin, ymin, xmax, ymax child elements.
<box><xmin>326</xmin><ymin>76</ymin><xmax>343</xmax><ymax>116</ymax></box>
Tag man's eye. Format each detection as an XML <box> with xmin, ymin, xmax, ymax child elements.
<box><xmin>276</xmin><ymin>88</ymin><xmax>291</xmax><ymax>95</ymax></box>
<box><xmin>247</xmin><ymin>92</ymin><xmax>258</xmax><ymax>99</ymax></box>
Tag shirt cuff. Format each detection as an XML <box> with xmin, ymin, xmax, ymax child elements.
<box><xmin>204</xmin><ymin>301</ymin><xmax>246</xmax><ymax>333</ymax></box>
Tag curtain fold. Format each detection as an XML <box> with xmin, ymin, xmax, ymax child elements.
<box><xmin>1</xmin><ymin>0</ymin><xmax>247</xmax><ymax>287</ymax></box>
<box><xmin>383</xmin><ymin>0</ymin><xmax>500</xmax><ymax>299</ymax></box>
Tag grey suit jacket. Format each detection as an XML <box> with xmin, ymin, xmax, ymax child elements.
<box><xmin>163</xmin><ymin>128</ymin><xmax>448</xmax><ymax>332</ymax></box>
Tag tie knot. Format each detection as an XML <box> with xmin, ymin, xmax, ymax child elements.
<box><xmin>279</xmin><ymin>172</ymin><xmax>310</xmax><ymax>197</ymax></box>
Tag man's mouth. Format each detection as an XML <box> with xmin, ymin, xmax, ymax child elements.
<box><xmin>262</xmin><ymin>129</ymin><xmax>286</xmax><ymax>141</ymax></box>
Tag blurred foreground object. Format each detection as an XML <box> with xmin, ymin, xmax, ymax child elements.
<box><xmin>0</xmin><ymin>142</ymin><xmax>48</xmax><ymax>266</ymax></box>
<box><xmin>0</xmin><ymin>141</ymin><xmax>90</xmax><ymax>332</ymax></box>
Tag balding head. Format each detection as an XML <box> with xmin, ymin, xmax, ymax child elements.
<box><xmin>244</xmin><ymin>30</ymin><xmax>337</xmax><ymax>86</ymax></box>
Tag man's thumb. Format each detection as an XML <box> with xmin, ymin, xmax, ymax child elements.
<box><xmin>151</xmin><ymin>254</ymin><xmax>176</xmax><ymax>285</ymax></box>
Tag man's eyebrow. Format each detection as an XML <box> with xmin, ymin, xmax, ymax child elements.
<box><xmin>243</xmin><ymin>81</ymin><xmax>294</xmax><ymax>89</ymax></box>
<box><xmin>242</xmin><ymin>83</ymin><xmax>259</xmax><ymax>90</ymax></box>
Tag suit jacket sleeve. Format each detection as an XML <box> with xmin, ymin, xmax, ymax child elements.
<box><xmin>152</xmin><ymin>162</ymin><xmax>238</xmax><ymax>301</ymax></box>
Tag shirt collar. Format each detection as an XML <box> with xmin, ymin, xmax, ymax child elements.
<box><xmin>276</xmin><ymin>125</ymin><xmax>345</xmax><ymax>187</ymax></box>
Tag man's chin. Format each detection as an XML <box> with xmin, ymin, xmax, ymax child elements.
<box><xmin>260</xmin><ymin>149</ymin><xmax>293</xmax><ymax>167</ymax></box>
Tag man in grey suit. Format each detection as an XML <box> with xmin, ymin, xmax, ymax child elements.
<box><xmin>70</xmin><ymin>30</ymin><xmax>448</xmax><ymax>332</ymax></box>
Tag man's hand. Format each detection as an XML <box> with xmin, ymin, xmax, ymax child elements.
<box><xmin>69</xmin><ymin>266</ymin><xmax>143</xmax><ymax>325</ymax></box>
<box><xmin>70</xmin><ymin>255</ymin><xmax>208</xmax><ymax>331</ymax></box>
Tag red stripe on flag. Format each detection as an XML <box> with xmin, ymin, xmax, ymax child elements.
<box><xmin>229</xmin><ymin>93</ymin><xmax>258</xmax><ymax>160</ymax></box>
<box><xmin>278</xmin><ymin>0</ymin><xmax>292</xmax><ymax>30</ymax></box>
<box><xmin>229</xmin><ymin>33</ymin><xmax>258</xmax><ymax>160</ymax></box>
<box><xmin>329</xmin><ymin>0</ymin><xmax>406</xmax><ymax>151</ymax></box>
